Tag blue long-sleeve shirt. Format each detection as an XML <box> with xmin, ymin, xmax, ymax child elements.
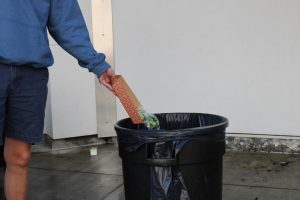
<box><xmin>0</xmin><ymin>0</ymin><xmax>110</xmax><ymax>77</ymax></box>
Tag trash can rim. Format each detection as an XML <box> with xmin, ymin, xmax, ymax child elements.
<box><xmin>114</xmin><ymin>112</ymin><xmax>228</xmax><ymax>133</ymax></box>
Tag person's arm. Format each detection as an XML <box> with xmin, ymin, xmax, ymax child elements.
<box><xmin>47</xmin><ymin>0</ymin><xmax>114</xmax><ymax>91</ymax></box>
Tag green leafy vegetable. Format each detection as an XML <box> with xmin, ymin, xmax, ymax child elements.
<box><xmin>138</xmin><ymin>107</ymin><xmax>160</xmax><ymax>129</ymax></box>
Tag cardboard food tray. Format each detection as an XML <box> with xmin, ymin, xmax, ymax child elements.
<box><xmin>112</xmin><ymin>75</ymin><xmax>144</xmax><ymax>124</ymax></box>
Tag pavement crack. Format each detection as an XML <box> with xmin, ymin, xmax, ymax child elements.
<box><xmin>100</xmin><ymin>183</ymin><xmax>124</xmax><ymax>200</ymax></box>
<box><xmin>29</xmin><ymin>166</ymin><xmax>123</xmax><ymax>177</ymax></box>
<box><xmin>223</xmin><ymin>183</ymin><xmax>300</xmax><ymax>191</ymax></box>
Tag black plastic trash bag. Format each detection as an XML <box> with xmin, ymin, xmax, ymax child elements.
<box><xmin>115</xmin><ymin>113</ymin><xmax>228</xmax><ymax>200</ymax></box>
<box><xmin>150</xmin><ymin>141</ymin><xmax>190</xmax><ymax>199</ymax></box>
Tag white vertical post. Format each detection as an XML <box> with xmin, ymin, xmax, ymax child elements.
<box><xmin>92</xmin><ymin>0</ymin><xmax>117</xmax><ymax>137</ymax></box>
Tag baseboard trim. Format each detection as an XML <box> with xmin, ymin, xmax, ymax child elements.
<box><xmin>32</xmin><ymin>133</ymin><xmax>300</xmax><ymax>154</ymax></box>
<box><xmin>226</xmin><ymin>133</ymin><xmax>300</xmax><ymax>154</ymax></box>
<box><xmin>32</xmin><ymin>134</ymin><xmax>109</xmax><ymax>153</ymax></box>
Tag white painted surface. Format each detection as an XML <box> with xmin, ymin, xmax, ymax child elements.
<box><xmin>45</xmin><ymin>0</ymin><xmax>98</xmax><ymax>139</ymax></box>
<box><xmin>112</xmin><ymin>0</ymin><xmax>300</xmax><ymax>136</ymax></box>
<box><xmin>92</xmin><ymin>0</ymin><xmax>117</xmax><ymax>137</ymax></box>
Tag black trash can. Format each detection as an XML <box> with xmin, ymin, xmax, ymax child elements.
<box><xmin>115</xmin><ymin>113</ymin><xmax>228</xmax><ymax>200</ymax></box>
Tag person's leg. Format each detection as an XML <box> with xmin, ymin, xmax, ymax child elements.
<box><xmin>4</xmin><ymin>137</ymin><xmax>31</xmax><ymax>200</ymax></box>
<box><xmin>0</xmin><ymin>64</ymin><xmax>10</xmax><ymax>199</ymax></box>
<box><xmin>3</xmin><ymin>65</ymin><xmax>48</xmax><ymax>200</ymax></box>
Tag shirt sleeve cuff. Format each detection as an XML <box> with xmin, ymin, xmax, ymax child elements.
<box><xmin>91</xmin><ymin>60</ymin><xmax>111</xmax><ymax>78</ymax></box>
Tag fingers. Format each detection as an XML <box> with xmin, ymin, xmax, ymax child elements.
<box><xmin>99</xmin><ymin>76</ymin><xmax>113</xmax><ymax>91</ymax></box>
<box><xmin>100</xmin><ymin>78</ymin><xmax>113</xmax><ymax>92</ymax></box>
<box><xmin>99</xmin><ymin>67</ymin><xmax>115</xmax><ymax>92</ymax></box>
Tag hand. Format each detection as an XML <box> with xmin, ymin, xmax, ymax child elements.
<box><xmin>99</xmin><ymin>67</ymin><xmax>115</xmax><ymax>92</ymax></box>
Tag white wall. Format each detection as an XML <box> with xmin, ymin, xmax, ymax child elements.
<box><xmin>45</xmin><ymin>0</ymin><xmax>98</xmax><ymax>139</ymax></box>
<box><xmin>112</xmin><ymin>0</ymin><xmax>300</xmax><ymax>136</ymax></box>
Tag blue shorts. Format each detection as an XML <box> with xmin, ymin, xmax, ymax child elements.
<box><xmin>0</xmin><ymin>63</ymin><xmax>49</xmax><ymax>145</ymax></box>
